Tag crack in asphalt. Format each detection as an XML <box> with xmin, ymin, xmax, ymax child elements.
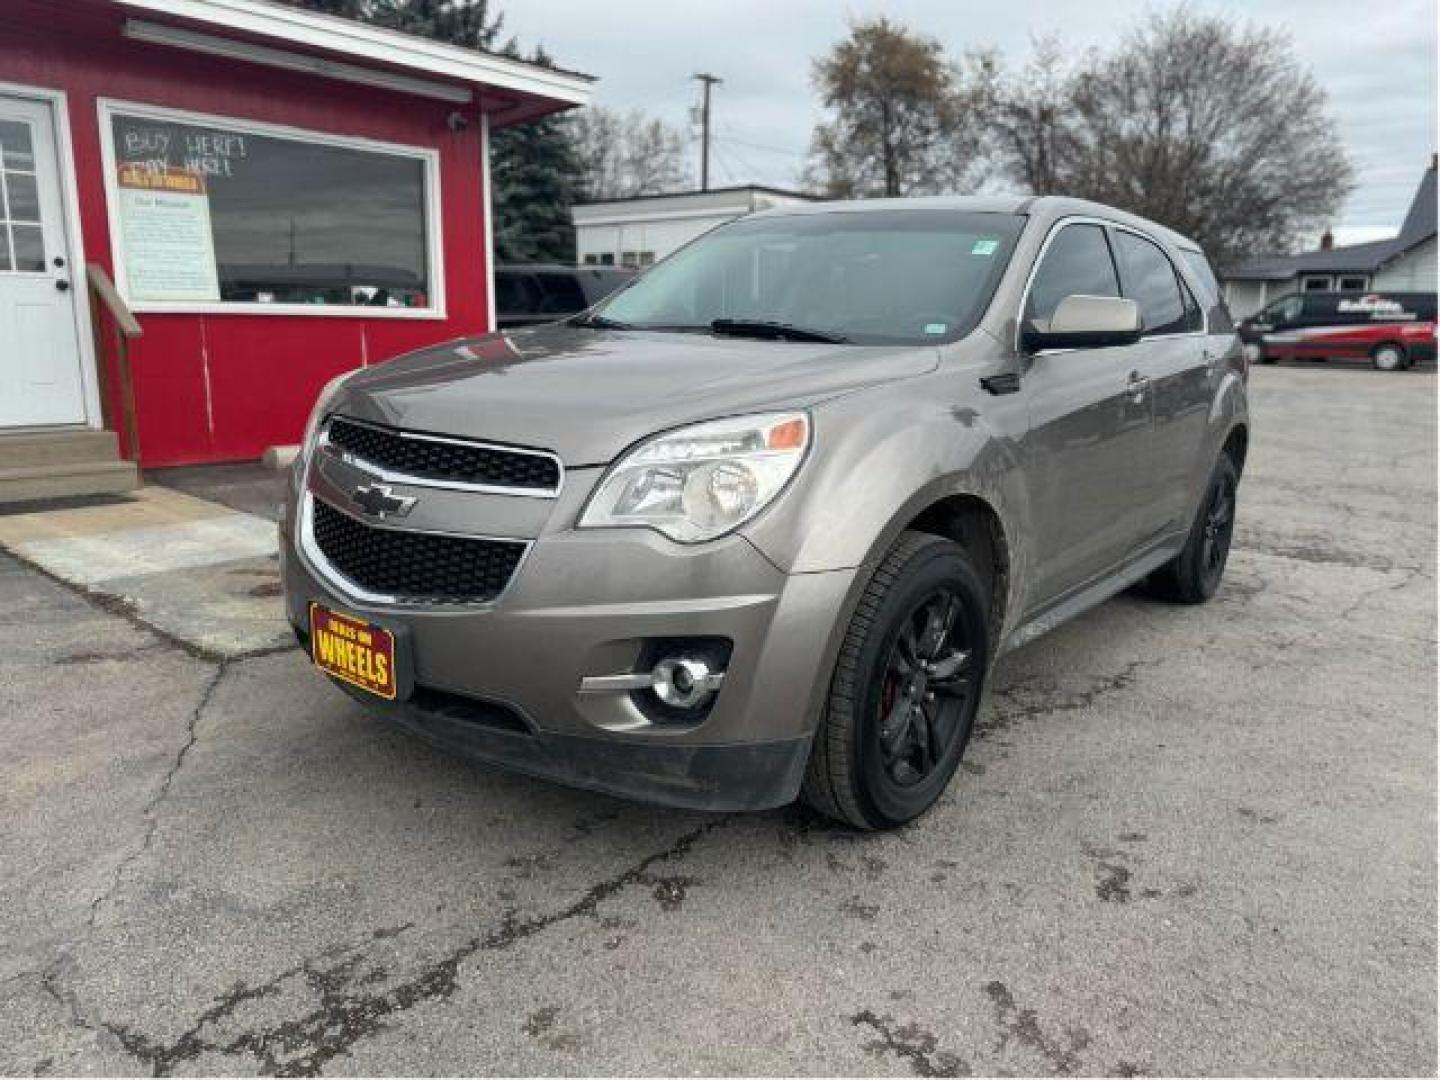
<box><xmin>1232</xmin><ymin>536</ymin><xmax>1423</xmax><ymax>576</ymax></box>
<box><xmin>978</xmin><ymin>659</ymin><xmax>1149</xmax><ymax>739</ymax></box>
<box><xmin>983</xmin><ymin>980</ymin><xmax>1090</xmax><ymax>1074</ymax></box>
<box><xmin>86</xmin><ymin>661</ymin><xmax>230</xmax><ymax>932</ymax></box>
<box><xmin>96</xmin><ymin>818</ymin><xmax>728</xmax><ymax>1076</ymax></box>
<box><xmin>850</xmin><ymin>1009</ymin><xmax>968</xmax><ymax>1077</ymax></box>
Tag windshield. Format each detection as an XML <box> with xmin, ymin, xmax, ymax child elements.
<box><xmin>591</xmin><ymin>210</ymin><xmax>1024</xmax><ymax>346</ymax></box>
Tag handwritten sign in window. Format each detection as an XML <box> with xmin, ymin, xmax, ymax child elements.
<box><xmin>109</xmin><ymin>111</ymin><xmax>432</xmax><ymax>310</ymax></box>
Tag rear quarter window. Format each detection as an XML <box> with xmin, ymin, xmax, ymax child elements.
<box><xmin>1180</xmin><ymin>248</ymin><xmax>1234</xmax><ymax>333</ymax></box>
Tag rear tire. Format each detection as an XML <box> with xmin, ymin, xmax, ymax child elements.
<box><xmin>1371</xmin><ymin>343</ymin><xmax>1408</xmax><ymax>371</ymax></box>
<box><xmin>1148</xmin><ymin>453</ymin><xmax>1240</xmax><ymax>604</ymax></box>
<box><xmin>801</xmin><ymin>531</ymin><xmax>990</xmax><ymax>830</ymax></box>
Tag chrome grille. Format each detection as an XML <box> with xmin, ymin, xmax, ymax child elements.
<box><xmin>326</xmin><ymin>417</ymin><xmax>560</xmax><ymax>494</ymax></box>
<box><xmin>310</xmin><ymin>498</ymin><xmax>526</xmax><ymax>604</ymax></box>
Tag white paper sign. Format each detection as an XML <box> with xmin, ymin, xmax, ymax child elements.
<box><xmin>116</xmin><ymin>165</ymin><xmax>220</xmax><ymax>302</ymax></box>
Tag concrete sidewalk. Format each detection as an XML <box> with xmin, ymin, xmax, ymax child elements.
<box><xmin>0</xmin><ymin>485</ymin><xmax>290</xmax><ymax>659</ymax></box>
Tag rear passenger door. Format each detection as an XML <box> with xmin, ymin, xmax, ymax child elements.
<box><xmin>1110</xmin><ymin>228</ymin><xmax>1211</xmax><ymax>540</ymax></box>
<box><xmin>1022</xmin><ymin>221</ymin><xmax>1155</xmax><ymax>608</ymax></box>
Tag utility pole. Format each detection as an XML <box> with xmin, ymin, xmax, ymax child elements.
<box><xmin>692</xmin><ymin>72</ymin><xmax>721</xmax><ymax>192</ymax></box>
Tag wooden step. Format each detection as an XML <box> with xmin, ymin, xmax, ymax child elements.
<box><xmin>0</xmin><ymin>460</ymin><xmax>140</xmax><ymax>505</ymax></box>
<box><xmin>0</xmin><ymin>429</ymin><xmax>122</xmax><ymax>469</ymax></box>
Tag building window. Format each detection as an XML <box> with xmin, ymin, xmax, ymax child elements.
<box><xmin>1338</xmin><ymin>275</ymin><xmax>1368</xmax><ymax>291</ymax></box>
<box><xmin>1302</xmin><ymin>275</ymin><xmax>1333</xmax><ymax>292</ymax></box>
<box><xmin>100</xmin><ymin>101</ymin><xmax>442</xmax><ymax>316</ymax></box>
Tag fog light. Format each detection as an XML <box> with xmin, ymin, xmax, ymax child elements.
<box><xmin>651</xmin><ymin>657</ymin><xmax>720</xmax><ymax>709</ymax></box>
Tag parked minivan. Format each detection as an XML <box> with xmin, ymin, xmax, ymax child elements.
<box><xmin>1237</xmin><ymin>291</ymin><xmax>1437</xmax><ymax>371</ymax></box>
<box><xmin>284</xmin><ymin>196</ymin><xmax>1247</xmax><ymax>829</ymax></box>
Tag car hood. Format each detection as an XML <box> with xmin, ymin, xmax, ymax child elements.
<box><xmin>332</xmin><ymin>324</ymin><xmax>939</xmax><ymax>465</ymax></box>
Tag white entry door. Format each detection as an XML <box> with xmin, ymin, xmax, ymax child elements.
<box><xmin>0</xmin><ymin>94</ymin><xmax>86</xmax><ymax>428</ymax></box>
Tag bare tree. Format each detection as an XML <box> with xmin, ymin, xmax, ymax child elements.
<box><xmin>568</xmin><ymin>107</ymin><xmax>692</xmax><ymax>201</ymax></box>
<box><xmin>805</xmin><ymin>17</ymin><xmax>991</xmax><ymax>198</ymax></box>
<box><xmin>993</xmin><ymin>9</ymin><xmax>1351</xmax><ymax>263</ymax></box>
<box><xmin>986</xmin><ymin>35</ymin><xmax>1075</xmax><ymax>196</ymax></box>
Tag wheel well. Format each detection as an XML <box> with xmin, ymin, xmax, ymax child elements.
<box><xmin>905</xmin><ymin>494</ymin><xmax>1009</xmax><ymax>648</ymax></box>
<box><xmin>1223</xmin><ymin>424</ymin><xmax>1248</xmax><ymax>475</ymax></box>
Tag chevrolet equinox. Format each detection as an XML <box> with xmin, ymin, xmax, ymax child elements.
<box><xmin>281</xmin><ymin>196</ymin><xmax>1248</xmax><ymax>829</ymax></box>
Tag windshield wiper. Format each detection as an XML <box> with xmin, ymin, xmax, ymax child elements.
<box><xmin>709</xmin><ymin>318</ymin><xmax>849</xmax><ymax>344</ymax></box>
<box><xmin>569</xmin><ymin>313</ymin><xmax>635</xmax><ymax>330</ymax></box>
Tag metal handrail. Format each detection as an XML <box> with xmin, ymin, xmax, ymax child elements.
<box><xmin>85</xmin><ymin>263</ymin><xmax>142</xmax><ymax>462</ymax></box>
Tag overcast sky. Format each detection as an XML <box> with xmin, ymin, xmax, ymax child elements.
<box><xmin>506</xmin><ymin>0</ymin><xmax>1437</xmax><ymax>244</ymax></box>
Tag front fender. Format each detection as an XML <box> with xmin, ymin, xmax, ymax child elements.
<box><xmin>742</xmin><ymin>372</ymin><xmax>1034</xmax><ymax>631</ymax></box>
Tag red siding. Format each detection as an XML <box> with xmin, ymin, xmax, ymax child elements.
<box><xmin>0</xmin><ymin>0</ymin><xmax>492</xmax><ymax>466</ymax></box>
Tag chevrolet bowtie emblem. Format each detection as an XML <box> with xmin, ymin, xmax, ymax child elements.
<box><xmin>351</xmin><ymin>482</ymin><xmax>416</xmax><ymax>519</ymax></box>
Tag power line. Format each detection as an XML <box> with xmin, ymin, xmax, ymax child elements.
<box><xmin>715</xmin><ymin>132</ymin><xmax>809</xmax><ymax>160</ymax></box>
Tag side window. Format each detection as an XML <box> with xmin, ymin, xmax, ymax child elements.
<box><xmin>1025</xmin><ymin>223</ymin><xmax>1121</xmax><ymax>324</ymax></box>
<box><xmin>1275</xmin><ymin>295</ymin><xmax>1304</xmax><ymax>324</ymax></box>
<box><xmin>494</xmin><ymin>272</ymin><xmax>540</xmax><ymax>314</ymax></box>
<box><xmin>534</xmin><ymin>273</ymin><xmax>587</xmax><ymax>313</ymax></box>
<box><xmin>1112</xmin><ymin>230</ymin><xmax>1187</xmax><ymax>336</ymax></box>
<box><xmin>1177</xmin><ymin>275</ymin><xmax>1204</xmax><ymax>333</ymax></box>
<box><xmin>1180</xmin><ymin>248</ymin><xmax>1232</xmax><ymax>333</ymax></box>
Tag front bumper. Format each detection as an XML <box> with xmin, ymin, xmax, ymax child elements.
<box><xmin>281</xmin><ymin>475</ymin><xmax>856</xmax><ymax>811</ymax></box>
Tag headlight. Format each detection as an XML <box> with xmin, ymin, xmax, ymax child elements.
<box><xmin>579</xmin><ymin>412</ymin><xmax>810</xmax><ymax>543</ymax></box>
<box><xmin>297</xmin><ymin>371</ymin><xmax>352</xmax><ymax>476</ymax></box>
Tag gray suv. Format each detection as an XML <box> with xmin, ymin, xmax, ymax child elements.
<box><xmin>281</xmin><ymin>195</ymin><xmax>1248</xmax><ymax>829</ymax></box>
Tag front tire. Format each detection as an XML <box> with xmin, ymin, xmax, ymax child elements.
<box><xmin>801</xmin><ymin>531</ymin><xmax>990</xmax><ymax>830</ymax></box>
<box><xmin>1371</xmin><ymin>343</ymin><xmax>1408</xmax><ymax>371</ymax></box>
<box><xmin>1148</xmin><ymin>453</ymin><xmax>1239</xmax><ymax>604</ymax></box>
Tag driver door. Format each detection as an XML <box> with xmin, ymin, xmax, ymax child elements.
<box><xmin>1020</xmin><ymin>222</ymin><xmax>1155</xmax><ymax>610</ymax></box>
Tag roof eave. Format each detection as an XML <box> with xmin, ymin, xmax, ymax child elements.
<box><xmin>117</xmin><ymin>0</ymin><xmax>593</xmax><ymax>108</ymax></box>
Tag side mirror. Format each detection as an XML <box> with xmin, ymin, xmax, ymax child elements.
<box><xmin>1022</xmin><ymin>295</ymin><xmax>1142</xmax><ymax>352</ymax></box>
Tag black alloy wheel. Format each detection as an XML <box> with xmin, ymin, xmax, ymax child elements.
<box><xmin>875</xmin><ymin>588</ymin><xmax>975</xmax><ymax>788</ymax></box>
<box><xmin>802</xmin><ymin>530</ymin><xmax>991</xmax><ymax>829</ymax></box>
<box><xmin>1148</xmin><ymin>452</ymin><xmax>1241</xmax><ymax>604</ymax></box>
<box><xmin>1198</xmin><ymin>463</ymin><xmax>1237</xmax><ymax>594</ymax></box>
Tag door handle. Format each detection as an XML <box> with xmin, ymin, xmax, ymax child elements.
<box><xmin>1126</xmin><ymin>371</ymin><xmax>1150</xmax><ymax>404</ymax></box>
<box><xmin>54</xmin><ymin>279</ymin><xmax>70</xmax><ymax>293</ymax></box>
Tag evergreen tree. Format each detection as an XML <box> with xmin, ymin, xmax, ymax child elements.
<box><xmin>491</xmin><ymin>97</ymin><xmax>583</xmax><ymax>262</ymax></box>
<box><xmin>489</xmin><ymin>45</ymin><xmax>583</xmax><ymax>263</ymax></box>
<box><xmin>291</xmin><ymin>0</ymin><xmax>580</xmax><ymax>262</ymax></box>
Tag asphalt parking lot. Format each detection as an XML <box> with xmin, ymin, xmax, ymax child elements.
<box><xmin>1</xmin><ymin>363</ymin><xmax>1434</xmax><ymax>1077</ymax></box>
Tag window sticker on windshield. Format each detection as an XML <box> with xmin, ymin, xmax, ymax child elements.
<box><xmin>971</xmin><ymin>239</ymin><xmax>999</xmax><ymax>256</ymax></box>
<box><xmin>924</xmin><ymin>322</ymin><xmax>948</xmax><ymax>335</ymax></box>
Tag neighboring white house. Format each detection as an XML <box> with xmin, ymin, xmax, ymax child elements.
<box><xmin>572</xmin><ymin>185</ymin><xmax>815</xmax><ymax>268</ymax></box>
<box><xmin>1222</xmin><ymin>158</ymin><xmax>1437</xmax><ymax>319</ymax></box>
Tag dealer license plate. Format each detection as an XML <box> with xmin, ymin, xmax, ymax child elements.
<box><xmin>309</xmin><ymin>603</ymin><xmax>398</xmax><ymax>700</ymax></box>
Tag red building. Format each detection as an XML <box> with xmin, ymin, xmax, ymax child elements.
<box><xmin>0</xmin><ymin>0</ymin><xmax>589</xmax><ymax>492</ymax></box>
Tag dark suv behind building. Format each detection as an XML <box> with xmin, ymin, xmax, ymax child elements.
<box><xmin>495</xmin><ymin>264</ymin><xmax>633</xmax><ymax>328</ymax></box>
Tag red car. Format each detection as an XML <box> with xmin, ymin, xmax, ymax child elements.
<box><xmin>1264</xmin><ymin>318</ymin><xmax>1437</xmax><ymax>371</ymax></box>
